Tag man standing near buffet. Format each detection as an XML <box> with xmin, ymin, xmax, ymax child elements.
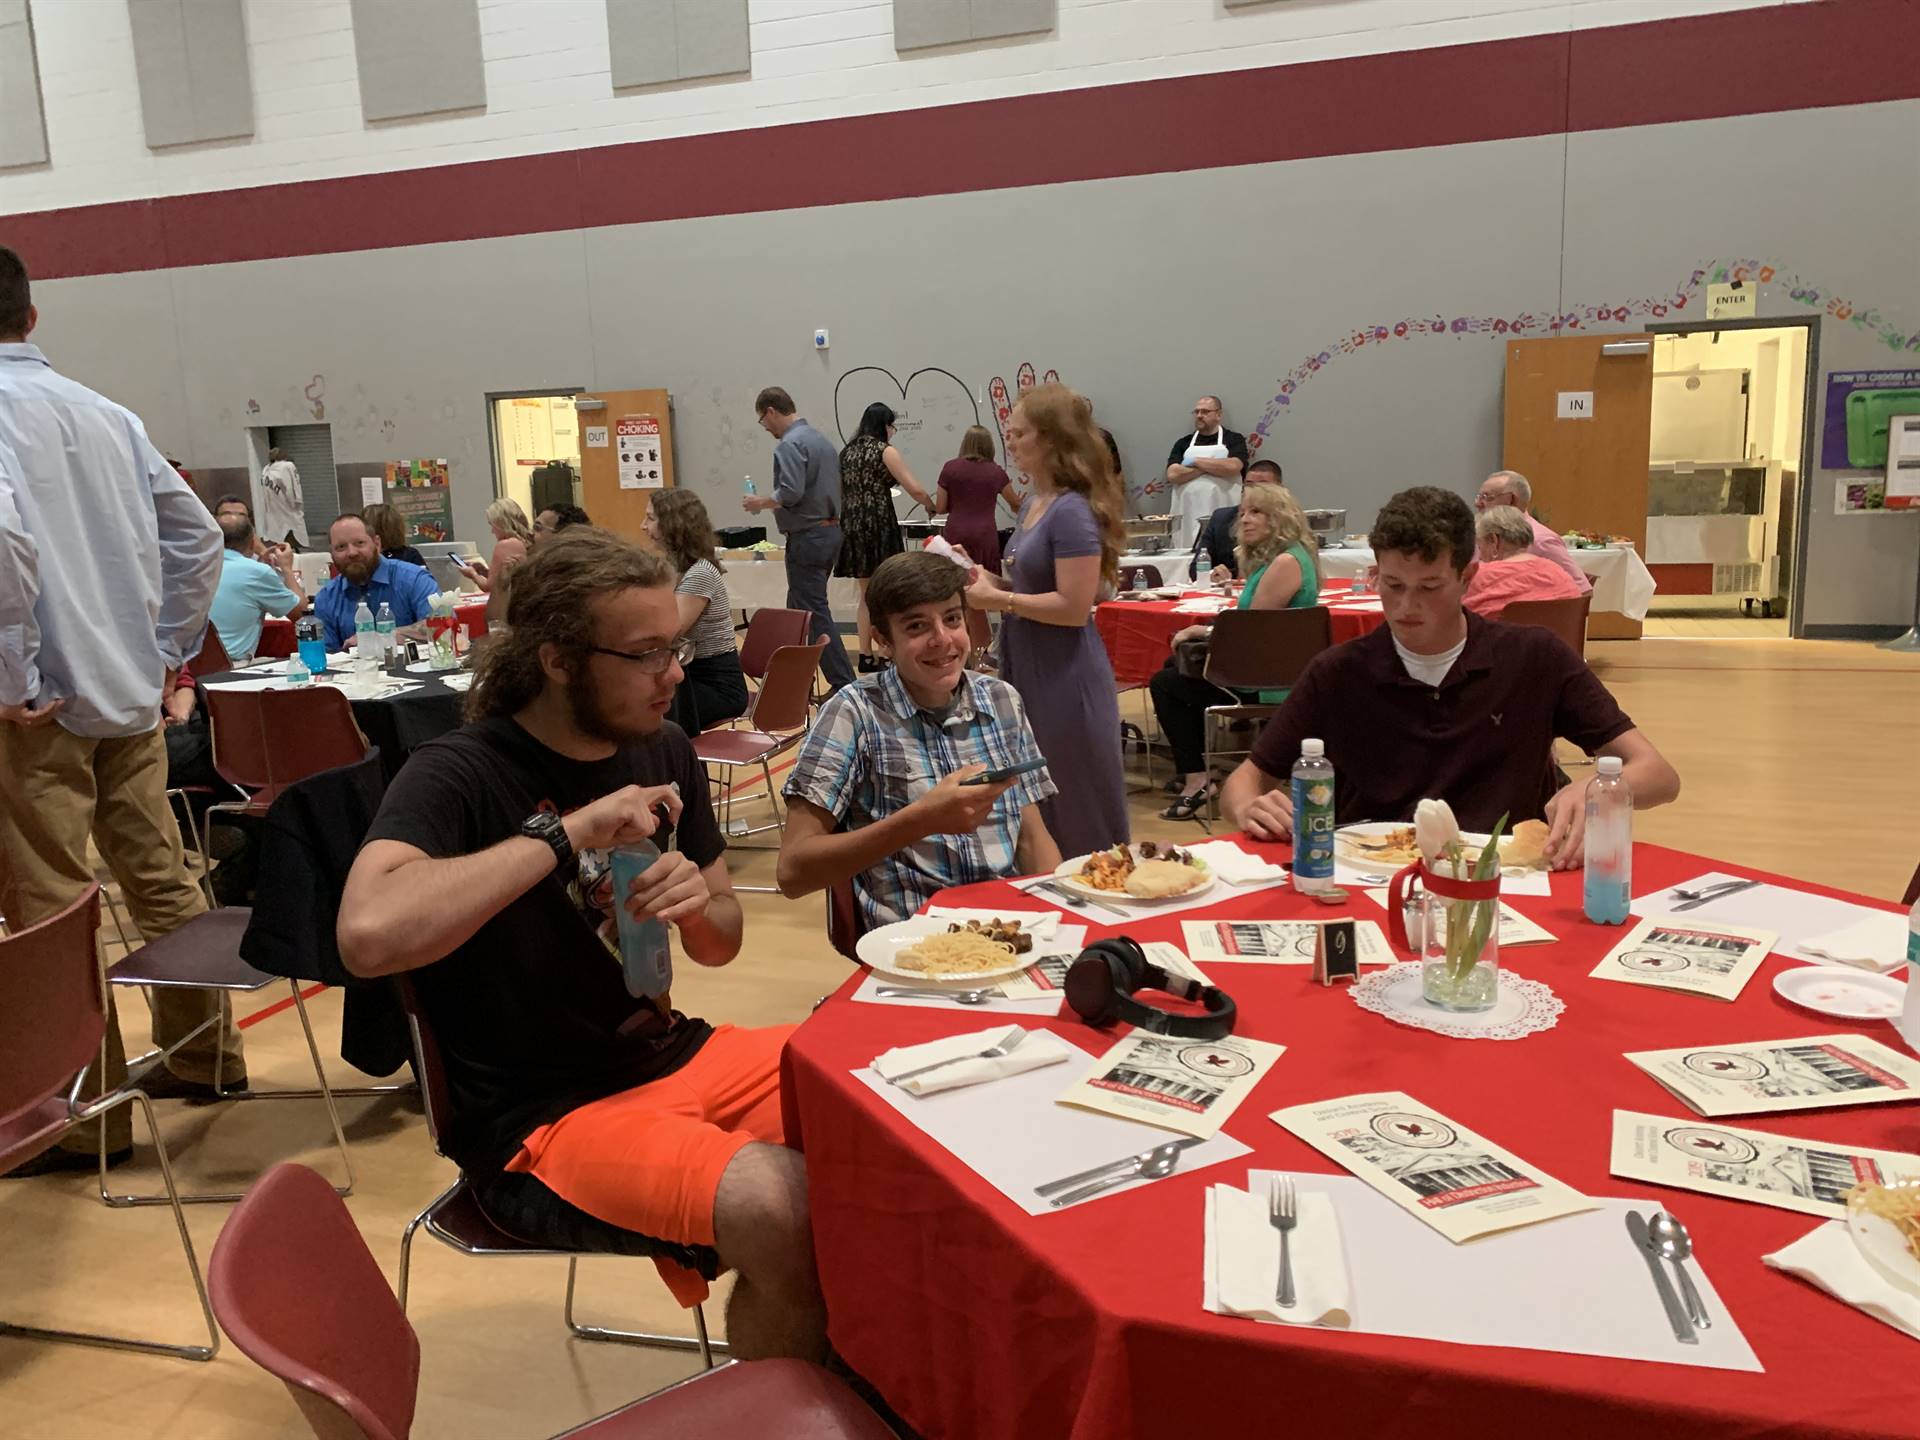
<box><xmin>1164</xmin><ymin>395</ymin><xmax>1247</xmax><ymax>550</ymax></box>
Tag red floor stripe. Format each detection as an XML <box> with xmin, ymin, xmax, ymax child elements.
<box><xmin>238</xmin><ymin>982</ymin><xmax>327</xmax><ymax>1030</ymax></box>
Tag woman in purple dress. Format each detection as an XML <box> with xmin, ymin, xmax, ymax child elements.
<box><xmin>936</xmin><ymin>426</ymin><xmax>1019</xmax><ymax>575</ymax></box>
<box><xmin>965</xmin><ymin>384</ymin><xmax>1130</xmax><ymax>857</ymax></box>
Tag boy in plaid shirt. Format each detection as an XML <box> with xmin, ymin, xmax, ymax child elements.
<box><xmin>780</xmin><ymin>552</ymin><xmax>1060</xmax><ymax>927</ymax></box>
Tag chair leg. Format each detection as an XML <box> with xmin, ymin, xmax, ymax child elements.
<box><xmin>99</xmin><ymin>887</ymin><xmax>137</xmax><ymax>957</ymax></box>
<box><xmin>562</xmin><ymin>1256</ymin><xmax>731</xmax><ymax>1363</ymax></box>
<box><xmin>1</xmin><ymin>1091</ymin><xmax>219</xmax><ymax>1362</ymax></box>
<box><xmin>99</xmin><ymin>981</ymin><xmax>356</xmax><ymax>1206</ymax></box>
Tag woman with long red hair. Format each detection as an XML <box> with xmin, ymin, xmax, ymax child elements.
<box><xmin>965</xmin><ymin>383</ymin><xmax>1130</xmax><ymax>854</ymax></box>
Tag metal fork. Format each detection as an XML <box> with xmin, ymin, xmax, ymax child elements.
<box><xmin>1270</xmin><ymin>1176</ymin><xmax>1298</xmax><ymax>1308</ymax></box>
<box><xmin>1016</xmin><ymin>876</ymin><xmax>1130</xmax><ymax>920</ymax></box>
<box><xmin>881</xmin><ymin>1029</ymin><xmax>1027</xmax><ymax>1086</ymax></box>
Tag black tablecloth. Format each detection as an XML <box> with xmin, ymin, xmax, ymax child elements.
<box><xmin>200</xmin><ymin>664</ymin><xmax>467</xmax><ymax>779</ymax></box>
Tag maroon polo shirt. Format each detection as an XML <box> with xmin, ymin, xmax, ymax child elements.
<box><xmin>1246</xmin><ymin>612</ymin><xmax>1634</xmax><ymax>830</ymax></box>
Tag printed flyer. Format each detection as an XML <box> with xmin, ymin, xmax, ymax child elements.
<box><xmin>1589</xmin><ymin>917</ymin><xmax>1777</xmax><ymax>1002</ymax></box>
<box><xmin>1609</xmin><ymin>1110</ymin><xmax>1920</xmax><ymax>1219</ymax></box>
<box><xmin>1623</xmin><ymin>1033</ymin><xmax>1920</xmax><ymax>1117</ymax></box>
<box><xmin>1058</xmin><ymin>1031</ymin><xmax>1284</xmax><ymax>1139</ymax></box>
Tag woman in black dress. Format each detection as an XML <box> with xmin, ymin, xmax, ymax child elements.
<box><xmin>836</xmin><ymin>402</ymin><xmax>933</xmax><ymax>670</ymax></box>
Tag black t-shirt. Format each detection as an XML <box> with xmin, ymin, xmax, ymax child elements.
<box><xmin>363</xmin><ymin>715</ymin><xmax>725</xmax><ymax>1174</ymax></box>
<box><xmin>1166</xmin><ymin>428</ymin><xmax>1250</xmax><ymax>470</ymax></box>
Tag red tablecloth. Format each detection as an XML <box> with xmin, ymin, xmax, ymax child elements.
<box><xmin>783</xmin><ymin>844</ymin><xmax>1917</xmax><ymax>1440</ymax></box>
<box><xmin>1097</xmin><ymin>582</ymin><xmax>1387</xmax><ymax>688</ymax></box>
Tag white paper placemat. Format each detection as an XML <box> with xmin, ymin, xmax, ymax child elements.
<box><xmin>1235</xmin><ymin>1172</ymin><xmax>1761</xmax><ymax>1371</ymax></box>
<box><xmin>1633</xmin><ymin>873</ymin><xmax>1906</xmax><ymax>969</ymax></box>
<box><xmin>849</xmin><ymin>1029</ymin><xmax>1251</xmax><ymax>1215</ymax></box>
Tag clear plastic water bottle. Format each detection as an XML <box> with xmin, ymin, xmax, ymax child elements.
<box><xmin>608</xmin><ymin>842</ymin><xmax>673</xmax><ymax>999</ymax></box>
<box><xmin>1196</xmin><ymin>543</ymin><xmax>1213</xmax><ymax>583</ymax></box>
<box><xmin>284</xmin><ymin>652</ymin><xmax>310</xmax><ymax>686</ymax></box>
<box><xmin>744</xmin><ymin>474</ymin><xmax>756</xmax><ymax>497</ymax></box>
<box><xmin>375</xmin><ymin>602</ymin><xmax>396</xmax><ymax>661</ymax></box>
<box><xmin>295</xmin><ymin>615</ymin><xmax>326</xmax><ymax>675</ymax></box>
<box><xmin>1290</xmin><ymin>739</ymin><xmax>1335</xmax><ymax>894</ymax></box>
<box><xmin>1582</xmin><ymin>755</ymin><xmax>1633</xmax><ymax>924</ymax></box>
<box><xmin>353</xmin><ymin>599</ymin><xmax>376</xmax><ymax>672</ymax></box>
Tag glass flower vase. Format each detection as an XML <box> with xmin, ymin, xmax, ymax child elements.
<box><xmin>1418</xmin><ymin>863</ymin><xmax>1502</xmax><ymax>1013</ymax></box>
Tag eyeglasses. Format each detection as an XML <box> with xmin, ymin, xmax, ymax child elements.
<box><xmin>533</xmin><ymin>520</ymin><xmax>555</xmax><ymax>533</ymax></box>
<box><xmin>587</xmin><ymin>636</ymin><xmax>695</xmax><ymax>674</ymax></box>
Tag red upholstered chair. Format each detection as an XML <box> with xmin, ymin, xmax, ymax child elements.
<box><xmin>826</xmin><ymin>875</ymin><xmax>864</xmax><ymax>963</ymax></box>
<box><xmin>193</xmin><ymin>622</ymin><xmax>234</xmax><ymax>676</ymax></box>
<box><xmin>1500</xmin><ymin>593</ymin><xmax>1593</xmax><ymax>660</ymax></box>
<box><xmin>1903</xmin><ymin>860</ymin><xmax>1919</xmax><ymax>908</ymax></box>
<box><xmin>693</xmin><ymin>640</ymin><xmax>826</xmax><ymax>875</ymax></box>
<box><xmin>738</xmin><ymin>607</ymin><xmax>813</xmax><ymax>687</ymax></box>
<box><xmin>205</xmin><ymin>687</ymin><xmax>368</xmax><ymax>821</ymax></box>
<box><xmin>0</xmin><ymin>886</ymin><xmax>220</xmax><ymax>1361</ymax></box>
<box><xmin>392</xmin><ymin>977</ymin><xmax>724</xmax><ymax>1364</ymax></box>
<box><xmin>1118</xmin><ymin>563</ymin><xmax>1163</xmax><ymax>590</ymax></box>
<box><xmin>212</xmin><ymin>1165</ymin><xmax>895</xmax><ymax>1440</ymax></box>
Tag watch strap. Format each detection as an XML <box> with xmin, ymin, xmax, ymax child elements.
<box><xmin>520</xmin><ymin>810</ymin><xmax>572</xmax><ymax>865</ymax></box>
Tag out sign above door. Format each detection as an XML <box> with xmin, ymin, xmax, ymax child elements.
<box><xmin>1556</xmin><ymin>391</ymin><xmax>1594</xmax><ymax>420</ymax></box>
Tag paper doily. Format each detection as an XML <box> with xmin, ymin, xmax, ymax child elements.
<box><xmin>1351</xmin><ymin>963</ymin><xmax>1564</xmax><ymax>1041</ymax></box>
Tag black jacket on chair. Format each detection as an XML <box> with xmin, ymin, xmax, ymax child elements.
<box><xmin>239</xmin><ymin>748</ymin><xmax>410</xmax><ymax>1077</ymax></box>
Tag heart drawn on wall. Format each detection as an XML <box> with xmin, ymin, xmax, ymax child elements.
<box><xmin>832</xmin><ymin>366</ymin><xmax>981</xmax><ymax>517</ymax></box>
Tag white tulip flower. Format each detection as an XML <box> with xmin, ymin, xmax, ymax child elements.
<box><xmin>1413</xmin><ymin>798</ymin><xmax>1461</xmax><ymax>867</ymax></box>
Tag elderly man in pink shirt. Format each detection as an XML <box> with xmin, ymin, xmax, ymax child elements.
<box><xmin>1464</xmin><ymin>506</ymin><xmax>1587</xmax><ymax>617</ymax></box>
<box><xmin>1475</xmin><ymin>469</ymin><xmax>1591</xmax><ymax>594</ymax></box>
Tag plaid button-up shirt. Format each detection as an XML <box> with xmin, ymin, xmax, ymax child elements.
<box><xmin>784</xmin><ymin>665</ymin><xmax>1056</xmax><ymax>928</ymax></box>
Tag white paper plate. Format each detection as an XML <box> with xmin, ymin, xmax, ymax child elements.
<box><xmin>1772</xmin><ymin>966</ymin><xmax>1906</xmax><ymax>1020</ymax></box>
<box><xmin>855</xmin><ymin>917</ymin><xmax>1036</xmax><ymax>982</ymax></box>
<box><xmin>1051</xmin><ymin>848</ymin><xmax>1215</xmax><ymax>905</ymax></box>
<box><xmin>1845</xmin><ymin>1182</ymin><xmax>1920</xmax><ymax>1299</ymax></box>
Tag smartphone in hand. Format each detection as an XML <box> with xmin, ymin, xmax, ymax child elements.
<box><xmin>958</xmin><ymin>758</ymin><xmax>1047</xmax><ymax>787</ymax></box>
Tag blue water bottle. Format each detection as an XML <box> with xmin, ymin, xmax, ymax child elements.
<box><xmin>609</xmin><ymin>842</ymin><xmax>674</xmax><ymax>999</ymax></box>
<box><xmin>296</xmin><ymin>615</ymin><xmax>327</xmax><ymax>675</ymax></box>
<box><xmin>1290</xmin><ymin>739</ymin><xmax>1335</xmax><ymax>894</ymax></box>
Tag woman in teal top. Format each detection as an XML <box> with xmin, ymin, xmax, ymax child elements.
<box><xmin>1150</xmin><ymin>484</ymin><xmax>1319</xmax><ymax>820</ymax></box>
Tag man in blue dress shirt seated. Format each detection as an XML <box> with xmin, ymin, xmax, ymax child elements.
<box><xmin>312</xmin><ymin>511</ymin><xmax>438</xmax><ymax>649</ymax></box>
<box><xmin>208</xmin><ymin>514</ymin><xmax>306</xmax><ymax>663</ymax></box>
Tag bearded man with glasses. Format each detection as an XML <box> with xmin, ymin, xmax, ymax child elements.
<box><xmin>338</xmin><ymin>527</ymin><xmax>827</xmax><ymax>1362</ymax></box>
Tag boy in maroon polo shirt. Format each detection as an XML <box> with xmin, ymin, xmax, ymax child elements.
<box><xmin>1221</xmin><ymin>487</ymin><xmax>1679</xmax><ymax>869</ymax></box>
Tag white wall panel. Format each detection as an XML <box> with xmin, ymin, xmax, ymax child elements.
<box><xmin>0</xmin><ymin>0</ymin><xmax>1799</xmax><ymax>214</ymax></box>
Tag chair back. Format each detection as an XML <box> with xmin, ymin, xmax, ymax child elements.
<box><xmin>826</xmin><ymin>877</ymin><xmax>864</xmax><ymax>963</ymax></box>
<box><xmin>739</xmin><ymin>607</ymin><xmax>813</xmax><ymax>682</ymax></box>
<box><xmin>206</xmin><ymin>688</ymin><xmax>368</xmax><ymax>795</ymax></box>
<box><xmin>209</xmin><ymin>1163</ymin><xmax>421</xmax><ymax>1440</ymax></box>
<box><xmin>1903</xmin><ymin>859</ymin><xmax>1919</xmax><ymax>908</ymax></box>
<box><xmin>263</xmin><ymin>688</ymin><xmax>370</xmax><ymax>785</ymax></box>
<box><xmin>193</xmin><ymin>623</ymin><xmax>234</xmax><ymax>676</ymax></box>
<box><xmin>1204</xmin><ymin>607</ymin><xmax>1332</xmax><ymax>693</ymax></box>
<box><xmin>394</xmin><ymin>976</ymin><xmax>455</xmax><ymax>1155</ymax></box>
<box><xmin>0</xmin><ymin>885</ymin><xmax>104</xmax><ymax>1130</ymax></box>
<box><xmin>1500</xmin><ymin>594</ymin><xmax>1592</xmax><ymax>659</ymax></box>
<box><xmin>748</xmin><ymin>640</ymin><xmax>827</xmax><ymax>734</ymax></box>
<box><xmin>1119</xmin><ymin>563</ymin><xmax>1163</xmax><ymax>590</ymax></box>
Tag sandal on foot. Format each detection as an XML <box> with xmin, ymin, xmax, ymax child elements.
<box><xmin>1160</xmin><ymin>784</ymin><xmax>1214</xmax><ymax>821</ymax></box>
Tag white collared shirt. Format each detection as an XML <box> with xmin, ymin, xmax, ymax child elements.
<box><xmin>0</xmin><ymin>343</ymin><xmax>220</xmax><ymax>737</ymax></box>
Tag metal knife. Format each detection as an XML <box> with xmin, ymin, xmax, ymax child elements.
<box><xmin>1626</xmin><ymin>1210</ymin><xmax>1699</xmax><ymax>1344</ymax></box>
<box><xmin>1034</xmin><ymin>1136</ymin><xmax>1203</xmax><ymax>1198</ymax></box>
<box><xmin>1672</xmin><ymin>878</ymin><xmax>1762</xmax><ymax>913</ymax></box>
<box><xmin>1020</xmin><ymin>877</ymin><xmax>1130</xmax><ymax>920</ymax></box>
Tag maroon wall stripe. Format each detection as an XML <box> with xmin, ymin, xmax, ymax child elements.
<box><xmin>4</xmin><ymin>0</ymin><xmax>1912</xmax><ymax>283</ymax></box>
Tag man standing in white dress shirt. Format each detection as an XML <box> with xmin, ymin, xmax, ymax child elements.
<box><xmin>1164</xmin><ymin>395</ymin><xmax>1247</xmax><ymax>550</ymax></box>
<box><xmin>0</xmin><ymin>246</ymin><xmax>245</xmax><ymax>1176</ymax></box>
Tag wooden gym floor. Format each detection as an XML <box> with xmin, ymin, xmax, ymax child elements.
<box><xmin>3</xmin><ymin>635</ymin><xmax>1916</xmax><ymax>1439</ymax></box>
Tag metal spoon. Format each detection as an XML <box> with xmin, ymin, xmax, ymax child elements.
<box><xmin>1647</xmin><ymin>1211</ymin><xmax>1710</xmax><ymax>1328</ymax></box>
<box><xmin>1049</xmin><ymin>1141</ymin><xmax>1185</xmax><ymax>1207</ymax></box>
<box><xmin>874</xmin><ymin>986</ymin><xmax>997</xmax><ymax>1004</ymax></box>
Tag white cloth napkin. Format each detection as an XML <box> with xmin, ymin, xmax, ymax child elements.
<box><xmin>923</xmin><ymin>907</ymin><xmax>1059</xmax><ymax>940</ymax></box>
<box><xmin>1763</xmin><ymin>1220</ymin><xmax>1920</xmax><ymax>1342</ymax></box>
<box><xmin>870</xmin><ymin>1025</ymin><xmax>1067</xmax><ymax>1097</ymax></box>
<box><xmin>1796</xmin><ymin>913</ymin><xmax>1910</xmax><ymax>974</ymax></box>
<box><xmin>1184</xmin><ymin>841</ymin><xmax>1288</xmax><ymax>888</ymax></box>
<box><xmin>1172</xmin><ymin>597</ymin><xmax>1232</xmax><ymax>615</ymax></box>
<box><xmin>1205</xmin><ymin>1183</ymin><xmax>1353</xmax><ymax>1328</ymax></box>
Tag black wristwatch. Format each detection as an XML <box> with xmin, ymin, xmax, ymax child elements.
<box><xmin>520</xmin><ymin>810</ymin><xmax>573</xmax><ymax>866</ymax></box>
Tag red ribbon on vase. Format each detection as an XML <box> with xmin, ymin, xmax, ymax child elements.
<box><xmin>1386</xmin><ymin>861</ymin><xmax>1502</xmax><ymax>950</ymax></box>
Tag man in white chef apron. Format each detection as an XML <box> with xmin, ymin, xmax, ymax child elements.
<box><xmin>1163</xmin><ymin>395</ymin><xmax>1248</xmax><ymax>550</ymax></box>
<box><xmin>258</xmin><ymin>447</ymin><xmax>310</xmax><ymax>548</ymax></box>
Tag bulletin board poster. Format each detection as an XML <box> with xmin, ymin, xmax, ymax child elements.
<box><xmin>383</xmin><ymin>459</ymin><xmax>455</xmax><ymax>543</ymax></box>
<box><xmin>616</xmin><ymin>415</ymin><xmax>665</xmax><ymax>490</ymax></box>
<box><xmin>1822</xmin><ymin>369</ymin><xmax>1920</xmax><ymax>470</ymax></box>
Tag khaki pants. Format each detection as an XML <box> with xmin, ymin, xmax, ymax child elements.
<box><xmin>0</xmin><ymin>723</ymin><xmax>245</xmax><ymax>1152</ymax></box>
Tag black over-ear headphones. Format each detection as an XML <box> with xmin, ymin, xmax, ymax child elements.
<box><xmin>1063</xmin><ymin>937</ymin><xmax>1237</xmax><ymax>1041</ymax></box>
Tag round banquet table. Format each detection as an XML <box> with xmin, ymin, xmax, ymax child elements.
<box><xmin>259</xmin><ymin>600</ymin><xmax>488</xmax><ymax>660</ymax></box>
<box><xmin>781</xmin><ymin>840</ymin><xmax>1917</xmax><ymax>1440</ymax></box>
<box><xmin>1096</xmin><ymin>580</ymin><xmax>1387</xmax><ymax>689</ymax></box>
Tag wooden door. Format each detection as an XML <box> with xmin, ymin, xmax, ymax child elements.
<box><xmin>1502</xmin><ymin>336</ymin><xmax>1653</xmax><ymax>639</ymax></box>
<box><xmin>576</xmin><ymin>388</ymin><xmax>674</xmax><ymax>540</ymax></box>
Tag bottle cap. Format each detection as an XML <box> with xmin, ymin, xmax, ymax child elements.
<box><xmin>1597</xmin><ymin>756</ymin><xmax>1623</xmax><ymax>776</ymax></box>
<box><xmin>1301</xmin><ymin>738</ymin><xmax>1325</xmax><ymax>758</ymax></box>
